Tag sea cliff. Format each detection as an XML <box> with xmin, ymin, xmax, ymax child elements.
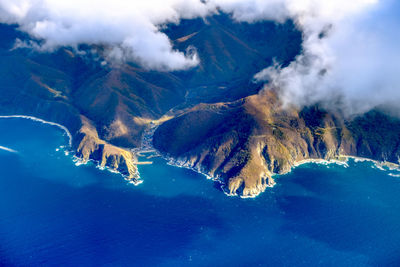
<box><xmin>153</xmin><ymin>90</ymin><xmax>400</xmax><ymax>197</ymax></box>
<box><xmin>75</xmin><ymin>116</ymin><xmax>139</xmax><ymax>182</ymax></box>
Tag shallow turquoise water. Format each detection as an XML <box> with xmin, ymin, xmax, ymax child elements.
<box><xmin>0</xmin><ymin>117</ymin><xmax>400</xmax><ymax>266</ymax></box>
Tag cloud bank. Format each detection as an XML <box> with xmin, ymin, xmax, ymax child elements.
<box><xmin>0</xmin><ymin>0</ymin><xmax>213</xmax><ymax>70</ymax></box>
<box><xmin>249</xmin><ymin>0</ymin><xmax>400</xmax><ymax>116</ymax></box>
<box><xmin>1</xmin><ymin>0</ymin><xmax>399</xmax><ymax>115</ymax></box>
<box><xmin>216</xmin><ymin>0</ymin><xmax>400</xmax><ymax>116</ymax></box>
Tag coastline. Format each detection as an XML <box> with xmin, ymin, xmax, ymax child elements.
<box><xmin>292</xmin><ymin>158</ymin><xmax>349</xmax><ymax>169</ymax></box>
<box><xmin>1</xmin><ymin>115</ymin><xmax>399</xmax><ymax>198</ymax></box>
<box><xmin>288</xmin><ymin>155</ymin><xmax>399</xmax><ymax>177</ymax></box>
<box><xmin>136</xmin><ymin>122</ymin><xmax>228</xmax><ymax>191</ymax></box>
<box><xmin>0</xmin><ymin>115</ymin><xmax>144</xmax><ymax>185</ymax></box>
<box><xmin>161</xmin><ymin>155</ymin><xmax>275</xmax><ymax>199</ymax></box>
<box><xmin>345</xmin><ymin>155</ymin><xmax>400</xmax><ymax>172</ymax></box>
<box><xmin>165</xmin><ymin>155</ymin><xmax>400</xmax><ymax>199</ymax></box>
<box><xmin>0</xmin><ymin>115</ymin><xmax>73</xmax><ymax>147</ymax></box>
<box><xmin>246</xmin><ymin>156</ymin><xmax>399</xmax><ymax>199</ymax></box>
<box><xmin>72</xmin><ymin>155</ymin><xmax>143</xmax><ymax>186</ymax></box>
<box><xmin>164</xmin><ymin>155</ymin><xmax>228</xmax><ymax>185</ymax></box>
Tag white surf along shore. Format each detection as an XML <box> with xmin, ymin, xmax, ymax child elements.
<box><xmin>141</xmin><ymin>122</ymin><xmax>400</xmax><ymax>199</ymax></box>
<box><xmin>237</xmin><ymin>156</ymin><xmax>400</xmax><ymax>199</ymax></box>
<box><xmin>0</xmin><ymin>115</ymin><xmax>146</xmax><ymax>185</ymax></box>
<box><xmin>287</xmin><ymin>156</ymin><xmax>400</xmax><ymax>179</ymax></box>
<box><xmin>0</xmin><ymin>115</ymin><xmax>73</xmax><ymax>147</ymax></box>
<box><xmin>1</xmin><ymin>115</ymin><xmax>399</xmax><ymax>197</ymax></box>
<box><xmin>0</xmin><ymin>145</ymin><xmax>17</xmax><ymax>153</ymax></box>
<box><xmin>0</xmin><ymin>115</ymin><xmax>136</xmax><ymax>182</ymax></box>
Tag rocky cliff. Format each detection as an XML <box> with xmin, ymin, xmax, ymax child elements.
<box><xmin>75</xmin><ymin>116</ymin><xmax>138</xmax><ymax>181</ymax></box>
<box><xmin>153</xmin><ymin>90</ymin><xmax>400</xmax><ymax>197</ymax></box>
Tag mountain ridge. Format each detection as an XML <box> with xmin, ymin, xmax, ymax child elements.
<box><xmin>0</xmin><ymin>16</ymin><xmax>398</xmax><ymax>197</ymax></box>
<box><xmin>153</xmin><ymin>90</ymin><xmax>400</xmax><ymax>197</ymax></box>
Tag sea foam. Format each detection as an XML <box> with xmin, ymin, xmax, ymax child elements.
<box><xmin>0</xmin><ymin>115</ymin><xmax>72</xmax><ymax>147</ymax></box>
<box><xmin>0</xmin><ymin>145</ymin><xmax>17</xmax><ymax>153</ymax></box>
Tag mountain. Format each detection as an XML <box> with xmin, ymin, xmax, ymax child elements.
<box><xmin>0</xmin><ymin>15</ymin><xmax>398</xmax><ymax>197</ymax></box>
<box><xmin>154</xmin><ymin>90</ymin><xmax>400</xmax><ymax>197</ymax></box>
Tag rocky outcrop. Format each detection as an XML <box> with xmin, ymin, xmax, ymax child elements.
<box><xmin>75</xmin><ymin>116</ymin><xmax>138</xmax><ymax>181</ymax></box>
<box><xmin>153</xmin><ymin>90</ymin><xmax>400</xmax><ymax>197</ymax></box>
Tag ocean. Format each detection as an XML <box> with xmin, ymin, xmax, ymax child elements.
<box><xmin>0</xmin><ymin>117</ymin><xmax>400</xmax><ymax>266</ymax></box>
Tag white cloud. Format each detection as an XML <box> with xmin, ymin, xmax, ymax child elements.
<box><xmin>0</xmin><ymin>0</ymin><xmax>213</xmax><ymax>70</ymax></box>
<box><xmin>252</xmin><ymin>0</ymin><xmax>400</xmax><ymax>116</ymax></box>
<box><xmin>1</xmin><ymin>0</ymin><xmax>399</xmax><ymax>116</ymax></box>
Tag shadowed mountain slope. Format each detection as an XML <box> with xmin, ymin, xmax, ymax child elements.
<box><xmin>167</xmin><ymin>14</ymin><xmax>301</xmax><ymax>103</ymax></box>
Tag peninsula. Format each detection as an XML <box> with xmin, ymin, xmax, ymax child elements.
<box><xmin>0</xmin><ymin>15</ymin><xmax>399</xmax><ymax>197</ymax></box>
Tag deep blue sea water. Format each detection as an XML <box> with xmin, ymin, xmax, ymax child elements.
<box><xmin>1</xmin><ymin>118</ymin><xmax>400</xmax><ymax>266</ymax></box>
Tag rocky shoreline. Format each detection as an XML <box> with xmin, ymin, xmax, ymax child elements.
<box><xmin>0</xmin><ymin>115</ymin><xmax>143</xmax><ymax>184</ymax></box>
<box><xmin>2</xmin><ymin>114</ymin><xmax>400</xmax><ymax>199</ymax></box>
<box><xmin>152</xmin><ymin>93</ymin><xmax>400</xmax><ymax>198</ymax></box>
